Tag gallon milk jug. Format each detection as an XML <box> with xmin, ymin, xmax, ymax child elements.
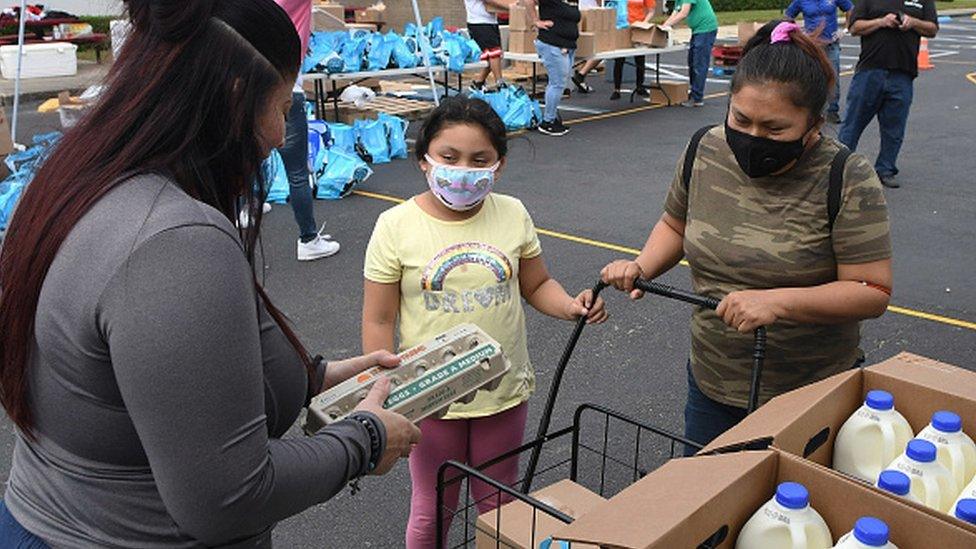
<box><xmin>917</xmin><ymin>410</ymin><xmax>976</xmax><ymax>491</ymax></box>
<box><xmin>833</xmin><ymin>517</ymin><xmax>899</xmax><ymax>549</ymax></box>
<box><xmin>952</xmin><ymin>499</ymin><xmax>976</xmax><ymax>525</ymax></box>
<box><xmin>887</xmin><ymin>438</ymin><xmax>958</xmax><ymax>512</ymax></box>
<box><xmin>950</xmin><ymin>475</ymin><xmax>976</xmax><ymax>516</ymax></box>
<box><xmin>735</xmin><ymin>482</ymin><xmax>833</xmax><ymax>549</ymax></box>
<box><xmin>875</xmin><ymin>470</ymin><xmax>920</xmax><ymax>503</ymax></box>
<box><xmin>833</xmin><ymin>390</ymin><xmax>914</xmax><ymax>483</ymax></box>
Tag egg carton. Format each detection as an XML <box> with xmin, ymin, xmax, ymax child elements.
<box><xmin>305</xmin><ymin>324</ymin><xmax>510</xmax><ymax>434</ymax></box>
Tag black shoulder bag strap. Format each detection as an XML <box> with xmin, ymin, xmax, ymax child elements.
<box><xmin>682</xmin><ymin>125</ymin><xmax>717</xmax><ymax>193</ymax></box>
<box><xmin>827</xmin><ymin>145</ymin><xmax>852</xmax><ymax>232</ymax></box>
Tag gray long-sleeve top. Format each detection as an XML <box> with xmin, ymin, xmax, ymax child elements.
<box><xmin>4</xmin><ymin>174</ymin><xmax>381</xmax><ymax>548</ymax></box>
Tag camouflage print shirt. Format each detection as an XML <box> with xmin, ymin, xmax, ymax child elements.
<box><xmin>664</xmin><ymin>126</ymin><xmax>891</xmax><ymax>408</ymax></box>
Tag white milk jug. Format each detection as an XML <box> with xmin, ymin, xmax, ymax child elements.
<box><xmin>951</xmin><ymin>498</ymin><xmax>976</xmax><ymax>525</ymax></box>
<box><xmin>833</xmin><ymin>516</ymin><xmax>899</xmax><ymax>549</ymax></box>
<box><xmin>950</xmin><ymin>474</ymin><xmax>976</xmax><ymax>516</ymax></box>
<box><xmin>886</xmin><ymin>438</ymin><xmax>958</xmax><ymax>512</ymax></box>
<box><xmin>833</xmin><ymin>390</ymin><xmax>914</xmax><ymax>483</ymax></box>
<box><xmin>875</xmin><ymin>470</ymin><xmax>920</xmax><ymax>503</ymax></box>
<box><xmin>735</xmin><ymin>482</ymin><xmax>833</xmax><ymax>549</ymax></box>
<box><xmin>917</xmin><ymin>410</ymin><xmax>976</xmax><ymax>491</ymax></box>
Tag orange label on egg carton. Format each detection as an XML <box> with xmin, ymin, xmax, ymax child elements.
<box><xmin>304</xmin><ymin>324</ymin><xmax>510</xmax><ymax>434</ymax></box>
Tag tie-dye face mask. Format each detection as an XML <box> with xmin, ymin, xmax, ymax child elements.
<box><xmin>424</xmin><ymin>154</ymin><xmax>500</xmax><ymax>211</ymax></box>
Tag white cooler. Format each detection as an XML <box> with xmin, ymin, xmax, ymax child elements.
<box><xmin>0</xmin><ymin>43</ymin><xmax>78</xmax><ymax>80</ymax></box>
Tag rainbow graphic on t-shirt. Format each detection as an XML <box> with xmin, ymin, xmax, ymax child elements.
<box><xmin>421</xmin><ymin>242</ymin><xmax>513</xmax><ymax>292</ymax></box>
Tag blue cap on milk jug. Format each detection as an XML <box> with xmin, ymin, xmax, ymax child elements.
<box><xmin>906</xmin><ymin>439</ymin><xmax>937</xmax><ymax>463</ymax></box>
<box><xmin>775</xmin><ymin>482</ymin><xmax>809</xmax><ymax>510</ymax></box>
<box><xmin>865</xmin><ymin>390</ymin><xmax>894</xmax><ymax>411</ymax></box>
<box><xmin>853</xmin><ymin>517</ymin><xmax>890</xmax><ymax>546</ymax></box>
<box><xmin>877</xmin><ymin>470</ymin><xmax>911</xmax><ymax>496</ymax></box>
<box><xmin>932</xmin><ymin>410</ymin><xmax>963</xmax><ymax>433</ymax></box>
<box><xmin>955</xmin><ymin>499</ymin><xmax>976</xmax><ymax>525</ymax></box>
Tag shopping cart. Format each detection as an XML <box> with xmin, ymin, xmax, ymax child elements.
<box><xmin>434</xmin><ymin>279</ymin><xmax>768</xmax><ymax>549</ymax></box>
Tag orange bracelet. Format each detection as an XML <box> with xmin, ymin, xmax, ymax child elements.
<box><xmin>859</xmin><ymin>281</ymin><xmax>892</xmax><ymax>296</ymax></box>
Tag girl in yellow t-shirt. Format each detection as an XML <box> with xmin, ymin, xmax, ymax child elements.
<box><xmin>362</xmin><ymin>96</ymin><xmax>607</xmax><ymax>548</ymax></box>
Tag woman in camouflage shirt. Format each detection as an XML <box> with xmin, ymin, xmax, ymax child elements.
<box><xmin>602</xmin><ymin>21</ymin><xmax>893</xmax><ymax>450</ymax></box>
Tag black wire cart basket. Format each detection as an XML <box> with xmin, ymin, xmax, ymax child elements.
<box><xmin>435</xmin><ymin>280</ymin><xmax>768</xmax><ymax>549</ymax></box>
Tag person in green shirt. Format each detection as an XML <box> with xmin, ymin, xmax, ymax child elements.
<box><xmin>663</xmin><ymin>0</ymin><xmax>718</xmax><ymax>106</ymax></box>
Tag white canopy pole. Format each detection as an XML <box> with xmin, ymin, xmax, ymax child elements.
<box><xmin>409</xmin><ymin>0</ymin><xmax>439</xmax><ymax>105</ymax></box>
<box><xmin>10</xmin><ymin>0</ymin><xmax>28</xmax><ymax>144</ymax></box>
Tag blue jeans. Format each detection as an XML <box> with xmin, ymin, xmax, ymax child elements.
<box><xmin>0</xmin><ymin>501</ymin><xmax>49</xmax><ymax>548</ymax></box>
<box><xmin>535</xmin><ymin>40</ymin><xmax>575</xmax><ymax>123</ymax></box>
<box><xmin>825</xmin><ymin>41</ymin><xmax>841</xmax><ymax>115</ymax></box>
<box><xmin>688</xmin><ymin>30</ymin><xmax>717</xmax><ymax>102</ymax></box>
<box><xmin>683</xmin><ymin>363</ymin><xmax>748</xmax><ymax>456</ymax></box>
<box><xmin>839</xmin><ymin>69</ymin><xmax>914</xmax><ymax>178</ymax></box>
<box><xmin>280</xmin><ymin>91</ymin><xmax>318</xmax><ymax>242</ymax></box>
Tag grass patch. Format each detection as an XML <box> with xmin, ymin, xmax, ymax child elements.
<box><xmin>696</xmin><ymin>1</ymin><xmax>976</xmax><ymax>26</ymax></box>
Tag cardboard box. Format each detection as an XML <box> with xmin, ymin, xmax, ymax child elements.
<box><xmin>316</xmin><ymin>2</ymin><xmax>345</xmax><ymax>20</ymax></box>
<box><xmin>476</xmin><ymin>480</ymin><xmax>605</xmax><ymax>549</ymax></box>
<box><xmin>312</xmin><ymin>8</ymin><xmax>345</xmax><ymax>31</ymax></box>
<box><xmin>509</xmin><ymin>5</ymin><xmax>532</xmax><ymax>32</ymax></box>
<box><xmin>580</xmin><ymin>8</ymin><xmax>613</xmax><ymax>32</ymax></box>
<box><xmin>486</xmin><ymin>0</ymin><xmax>517</xmax><ymax>14</ymax></box>
<box><xmin>738</xmin><ymin>21</ymin><xmax>765</xmax><ymax>45</ymax></box>
<box><xmin>704</xmin><ymin>352</ymin><xmax>976</xmax><ymax>534</ymax></box>
<box><xmin>511</xmin><ymin>60</ymin><xmax>544</xmax><ymax>77</ymax></box>
<box><xmin>554</xmin><ymin>450</ymin><xmax>976</xmax><ymax>548</ymax></box>
<box><xmin>346</xmin><ymin>22</ymin><xmax>378</xmax><ymax>33</ymax></box>
<box><xmin>612</xmin><ymin>27</ymin><xmax>632</xmax><ymax>50</ymax></box>
<box><xmin>354</xmin><ymin>7</ymin><xmax>385</xmax><ymax>23</ymax></box>
<box><xmin>629</xmin><ymin>22</ymin><xmax>669</xmax><ymax>48</ymax></box>
<box><xmin>649</xmin><ymin>80</ymin><xmax>689</xmax><ymax>105</ymax></box>
<box><xmin>507</xmin><ymin>29</ymin><xmax>537</xmax><ymax>54</ymax></box>
<box><xmin>595</xmin><ymin>30</ymin><xmax>613</xmax><ymax>53</ymax></box>
<box><xmin>575</xmin><ymin>32</ymin><xmax>596</xmax><ymax>58</ymax></box>
<box><xmin>0</xmin><ymin>107</ymin><xmax>12</xmax><ymax>180</ymax></box>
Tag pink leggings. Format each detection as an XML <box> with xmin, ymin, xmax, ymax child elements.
<box><xmin>405</xmin><ymin>402</ymin><xmax>529</xmax><ymax>549</ymax></box>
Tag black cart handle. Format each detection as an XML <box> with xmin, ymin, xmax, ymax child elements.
<box><xmin>521</xmin><ymin>278</ymin><xmax>767</xmax><ymax>493</ymax></box>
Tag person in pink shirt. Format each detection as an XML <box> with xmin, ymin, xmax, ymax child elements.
<box><xmin>275</xmin><ymin>0</ymin><xmax>341</xmax><ymax>261</ymax></box>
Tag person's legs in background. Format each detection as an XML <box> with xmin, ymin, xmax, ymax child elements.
<box><xmin>634</xmin><ymin>55</ymin><xmax>647</xmax><ymax>97</ymax></box>
<box><xmin>682</xmin><ymin>363</ymin><xmax>748</xmax><ymax>456</ymax></box>
<box><xmin>572</xmin><ymin>58</ymin><xmax>601</xmax><ymax>93</ymax></box>
<box><xmin>535</xmin><ymin>40</ymin><xmax>571</xmax><ymax>135</ymax></box>
<box><xmin>825</xmin><ymin>40</ymin><xmax>843</xmax><ymax>123</ymax></box>
<box><xmin>281</xmin><ymin>91</ymin><xmax>339</xmax><ymax>261</ymax></box>
<box><xmin>684</xmin><ymin>30</ymin><xmax>716</xmax><ymax>106</ymax></box>
<box><xmin>839</xmin><ymin>69</ymin><xmax>886</xmax><ymax>154</ymax></box>
<box><xmin>467</xmin><ymin>403</ymin><xmax>530</xmax><ymax>513</ymax></box>
<box><xmin>874</xmin><ymin>71</ymin><xmax>914</xmax><ymax>187</ymax></box>
<box><xmin>405</xmin><ymin>417</ymin><xmax>469</xmax><ymax>549</ymax></box>
<box><xmin>611</xmin><ymin>57</ymin><xmax>625</xmax><ymax>99</ymax></box>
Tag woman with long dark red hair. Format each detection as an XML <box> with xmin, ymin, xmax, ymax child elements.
<box><xmin>0</xmin><ymin>0</ymin><xmax>419</xmax><ymax>546</ymax></box>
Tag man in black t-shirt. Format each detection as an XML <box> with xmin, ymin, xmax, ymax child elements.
<box><xmin>839</xmin><ymin>0</ymin><xmax>938</xmax><ymax>189</ymax></box>
<box><xmin>524</xmin><ymin>0</ymin><xmax>580</xmax><ymax>136</ymax></box>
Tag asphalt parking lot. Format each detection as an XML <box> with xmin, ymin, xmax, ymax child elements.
<box><xmin>2</xmin><ymin>14</ymin><xmax>975</xmax><ymax>548</ymax></box>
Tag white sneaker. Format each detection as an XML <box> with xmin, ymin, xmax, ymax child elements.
<box><xmin>297</xmin><ymin>226</ymin><xmax>340</xmax><ymax>261</ymax></box>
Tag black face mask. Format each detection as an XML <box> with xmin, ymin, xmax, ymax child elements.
<box><xmin>724</xmin><ymin>121</ymin><xmax>811</xmax><ymax>178</ymax></box>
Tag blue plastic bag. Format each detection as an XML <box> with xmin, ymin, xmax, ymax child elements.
<box><xmin>605</xmin><ymin>0</ymin><xmax>630</xmax><ymax>29</ymax></box>
<box><xmin>378</xmin><ymin>113</ymin><xmax>409</xmax><ymax>160</ymax></box>
<box><xmin>316</xmin><ymin>149</ymin><xmax>372</xmax><ymax>200</ymax></box>
<box><xmin>441</xmin><ymin>35</ymin><xmax>467</xmax><ymax>73</ymax></box>
<box><xmin>367</xmin><ymin>32</ymin><xmax>394</xmax><ymax>71</ymax></box>
<box><xmin>355</xmin><ymin>118</ymin><xmax>391</xmax><ymax>164</ymax></box>
<box><xmin>0</xmin><ymin>177</ymin><xmax>26</xmax><ymax>231</ymax></box>
<box><xmin>340</xmin><ymin>36</ymin><xmax>368</xmax><ymax>72</ymax></box>
<box><xmin>263</xmin><ymin>149</ymin><xmax>289</xmax><ymax>204</ymax></box>
<box><xmin>463</xmin><ymin>37</ymin><xmax>482</xmax><ymax>62</ymax></box>
<box><xmin>424</xmin><ymin>17</ymin><xmax>444</xmax><ymax>48</ymax></box>
<box><xmin>327</xmin><ymin>122</ymin><xmax>358</xmax><ymax>155</ymax></box>
<box><xmin>305</xmin><ymin>31</ymin><xmax>346</xmax><ymax>73</ymax></box>
<box><xmin>308</xmin><ymin>121</ymin><xmax>330</xmax><ymax>180</ymax></box>
<box><xmin>390</xmin><ymin>34</ymin><xmax>419</xmax><ymax>68</ymax></box>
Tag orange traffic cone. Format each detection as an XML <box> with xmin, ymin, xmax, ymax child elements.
<box><xmin>918</xmin><ymin>37</ymin><xmax>934</xmax><ymax>71</ymax></box>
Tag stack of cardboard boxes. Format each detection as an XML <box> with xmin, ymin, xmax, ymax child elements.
<box><xmin>474</xmin><ymin>353</ymin><xmax>976</xmax><ymax>548</ymax></box>
<box><xmin>578</xmin><ymin>7</ymin><xmax>615</xmax><ymax>55</ymax></box>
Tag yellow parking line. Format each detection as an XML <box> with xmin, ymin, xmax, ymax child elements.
<box><xmin>351</xmin><ymin>189</ymin><xmax>975</xmax><ymax>331</ymax></box>
<box><xmin>967</xmin><ymin>72</ymin><xmax>976</xmax><ymax>86</ymax></box>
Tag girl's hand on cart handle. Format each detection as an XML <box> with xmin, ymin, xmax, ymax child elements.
<box><xmin>716</xmin><ymin>289</ymin><xmax>784</xmax><ymax>333</ymax></box>
<box><xmin>600</xmin><ymin>260</ymin><xmax>645</xmax><ymax>300</ymax></box>
<box><xmin>354</xmin><ymin>377</ymin><xmax>422</xmax><ymax>476</ymax></box>
<box><xmin>569</xmin><ymin>289</ymin><xmax>609</xmax><ymax>324</ymax></box>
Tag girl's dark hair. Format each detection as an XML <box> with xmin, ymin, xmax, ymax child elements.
<box><xmin>0</xmin><ymin>0</ymin><xmax>309</xmax><ymax>437</ymax></box>
<box><xmin>732</xmin><ymin>20</ymin><xmax>836</xmax><ymax>121</ymax></box>
<box><xmin>415</xmin><ymin>96</ymin><xmax>508</xmax><ymax>160</ymax></box>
